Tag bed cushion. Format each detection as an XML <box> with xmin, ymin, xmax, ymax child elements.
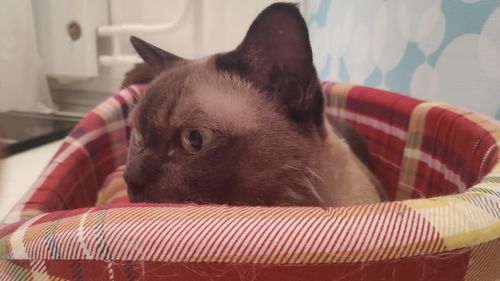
<box><xmin>1</xmin><ymin>82</ymin><xmax>498</xmax><ymax>280</ymax></box>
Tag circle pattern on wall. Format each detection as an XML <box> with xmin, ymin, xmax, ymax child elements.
<box><xmin>304</xmin><ymin>0</ymin><xmax>500</xmax><ymax>119</ymax></box>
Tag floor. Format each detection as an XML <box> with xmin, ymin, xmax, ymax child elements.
<box><xmin>0</xmin><ymin>140</ymin><xmax>62</xmax><ymax>219</ymax></box>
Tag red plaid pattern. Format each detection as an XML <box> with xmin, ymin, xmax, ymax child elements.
<box><xmin>0</xmin><ymin>82</ymin><xmax>499</xmax><ymax>281</ymax></box>
<box><xmin>323</xmin><ymin>82</ymin><xmax>423</xmax><ymax>200</ymax></box>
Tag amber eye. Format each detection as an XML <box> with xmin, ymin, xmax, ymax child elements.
<box><xmin>180</xmin><ymin>128</ymin><xmax>213</xmax><ymax>154</ymax></box>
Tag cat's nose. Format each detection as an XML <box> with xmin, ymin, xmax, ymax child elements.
<box><xmin>125</xmin><ymin>166</ymin><xmax>159</xmax><ymax>187</ymax></box>
<box><xmin>124</xmin><ymin>151</ymin><xmax>162</xmax><ymax>193</ymax></box>
<box><xmin>123</xmin><ymin>168</ymin><xmax>145</xmax><ymax>188</ymax></box>
<box><xmin>123</xmin><ymin>166</ymin><xmax>147</xmax><ymax>198</ymax></box>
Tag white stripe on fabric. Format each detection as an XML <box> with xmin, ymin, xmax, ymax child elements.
<box><xmin>325</xmin><ymin>108</ymin><xmax>407</xmax><ymax>140</ymax></box>
<box><xmin>9</xmin><ymin>215</ymin><xmax>42</xmax><ymax>259</ymax></box>
<box><xmin>405</xmin><ymin>149</ymin><xmax>467</xmax><ymax>192</ymax></box>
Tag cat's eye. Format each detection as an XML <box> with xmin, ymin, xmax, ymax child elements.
<box><xmin>180</xmin><ymin>128</ymin><xmax>213</xmax><ymax>154</ymax></box>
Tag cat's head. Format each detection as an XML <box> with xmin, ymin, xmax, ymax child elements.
<box><xmin>124</xmin><ymin>3</ymin><xmax>329</xmax><ymax>206</ymax></box>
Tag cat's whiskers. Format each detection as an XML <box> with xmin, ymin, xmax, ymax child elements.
<box><xmin>305</xmin><ymin>166</ymin><xmax>326</xmax><ymax>185</ymax></box>
<box><xmin>281</xmin><ymin>164</ymin><xmax>325</xmax><ymax>205</ymax></box>
<box><xmin>300</xmin><ymin>174</ymin><xmax>324</xmax><ymax>205</ymax></box>
<box><xmin>281</xmin><ymin>164</ymin><xmax>299</xmax><ymax>171</ymax></box>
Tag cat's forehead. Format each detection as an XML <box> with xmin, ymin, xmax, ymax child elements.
<box><xmin>137</xmin><ymin>59</ymin><xmax>278</xmax><ymax>133</ymax></box>
<box><xmin>174</xmin><ymin>72</ymin><xmax>281</xmax><ymax>134</ymax></box>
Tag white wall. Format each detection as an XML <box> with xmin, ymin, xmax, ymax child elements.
<box><xmin>49</xmin><ymin>0</ymin><xmax>280</xmax><ymax>101</ymax></box>
<box><xmin>33</xmin><ymin>0</ymin><xmax>109</xmax><ymax>79</ymax></box>
<box><xmin>0</xmin><ymin>0</ymin><xmax>55</xmax><ymax>113</ymax></box>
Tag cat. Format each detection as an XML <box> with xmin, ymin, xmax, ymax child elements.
<box><xmin>122</xmin><ymin>2</ymin><xmax>385</xmax><ymax>206</ymax></box>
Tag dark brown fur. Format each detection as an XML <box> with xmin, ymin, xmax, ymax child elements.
<box><xmin>122</xmin><ymin>63</ymin><xmax>155</xmax><ymax>88</ymax></box>
<box><xmin>123</xmin><ymin>3</ymin><xmax>383</xmax><ymax>206</ymax></box>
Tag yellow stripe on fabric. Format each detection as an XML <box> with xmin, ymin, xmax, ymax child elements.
<box><xmin>325</xmin><ymin>83</ymin><xmax>354</xmax><ymax>119</ymax></box>
<box><xmin>490</xmin><ymin>164</ymin><xmax>500</xmax><ymax>174</ymax></box>
<box><xmin>396</xmin><ymin>102</ymin><xmax>442</xmax><ymax>200</ymax></box>
<box><xmin>404</xmin><ymin>181</ymin><xmax>500</xmax><ymax>251</ymax></box>
<box><xmin>439</xmin><ymin>105</ymin><xmax>500</xmax><ymax>134</ymax></box>
<box><xmin>445</xmin><ymin>223</ymin><xmax>500</xmax><ymax>251</ymax></box>
<box><xmin>96</xmin><ymin>174</ymin><xmax>127</xmax><ymax>206</ymax></box>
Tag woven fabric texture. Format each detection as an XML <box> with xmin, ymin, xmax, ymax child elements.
<box><xmin>0</xmin><ymin>82</ymin><xmax>498</xmax><ymax>281</ymax></box>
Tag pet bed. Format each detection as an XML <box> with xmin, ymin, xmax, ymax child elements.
<box><xmin>0</xmin><ymin>82</ymin><xmax>499</xmax><ymax>280</ymax></box>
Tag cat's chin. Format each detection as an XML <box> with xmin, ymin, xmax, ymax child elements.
<box><xmin>127</xmin><ymin>186</ymin><xmax>164</xmax><ymax>204</ymax></box>
<box><xmin>127</xmin><ymin>194</ymin><xmax>146</xmax><ymax>203</ymax></box>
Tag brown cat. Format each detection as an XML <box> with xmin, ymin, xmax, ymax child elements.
<box><xmin>122</xmin><ymin>3</ymin><xmax>384</xmax><ymax>206</ymax></box>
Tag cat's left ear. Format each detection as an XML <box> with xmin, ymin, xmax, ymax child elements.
<box><xmin>130</xmin><ymin>36</ymin><xmax>183</xmax><ymax>73</ymax></box>
<box><xmin>216</xmin><ymin>3</ymin><xmax>323</xmax><ymax>127</ymax></box>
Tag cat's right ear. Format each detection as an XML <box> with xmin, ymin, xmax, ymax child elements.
<box><xmin>130</xmin><ymin>36</ymin><xmax>182</xmax><ymax>73</ymax></box>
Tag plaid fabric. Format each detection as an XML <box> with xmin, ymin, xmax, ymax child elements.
<box><xmin>1</xmin><ymin>85</ymin><xmax>145</xmax><ymax>225</ymax></box>
<box><xmin>0</xmin><ymin>82</ymin><xmax>499</xmax><ymax>280</ymax></box>
<box><xmin>397</xmin><ymin>104</ymin><xmax>499</xmax><ymax>200</ymax></box>
<box><xmin>323</xmin><ymin>82</ymin><xmax>423</xmax><ymax>200</ymax></box>
<box><xmin>96</xmin><ymin>165</ymin><xmax>128</xmax><ymax>206</ymax></box>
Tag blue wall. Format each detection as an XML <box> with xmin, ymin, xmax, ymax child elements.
<box><xmin>303</xmin><ymin>0</ymin><xmax>500</xmax><ymax>119</ymax></box>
